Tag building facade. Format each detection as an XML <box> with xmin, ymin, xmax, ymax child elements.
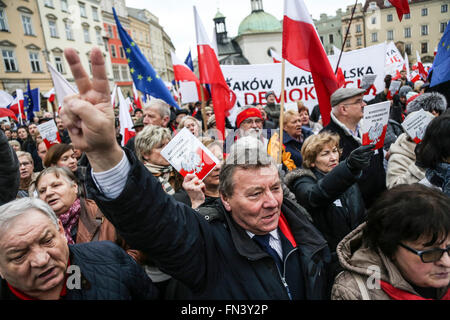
<box><xmin>341</xmin><ymin>3</ymin><xmax>367</xmax><ymax>52</ymax></box>
<box><xmin>0</xmin><ymin>0</ymin><xmax>52</xmax><ymax>93</ymax></box>
<box><xmin>314</xmin><ymin>9</ymin><xmax>344</xmax><ymax>55</ymax></box>
<box><xmin>364</xmin><ymin>0</ymin><xmax>449</xmax><ymax>64</ymax></box>
<box><xmin>36</xmin><ymin>0</ymin><xmax>114</xmax><ymax>95</ymax></box>
<box><xmin>102</xmin><ymin>0</ymin><xmax>132</xmax><ymax>97</ymax></box>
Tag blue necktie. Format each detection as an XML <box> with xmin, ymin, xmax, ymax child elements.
<box><xmin>253</xmin><ymin>234</ymin><xmax>283</xmax><ymax>272</ymax></box>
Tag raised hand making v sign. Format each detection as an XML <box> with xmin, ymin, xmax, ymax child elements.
<box><xmin>60</xmin><ymin>48</ymin><xmax>123</xmax><ymax>172</ymax></box>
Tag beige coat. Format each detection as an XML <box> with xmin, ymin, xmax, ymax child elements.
<box><xmin>331</xmin><ymin>223</ymin><xmax>449</xmax><ymax>300</ymax></box>
<box><xmin>386</xmin><ymin>133</ymin><xmax>425</xmax><ymax>189</ymax></box>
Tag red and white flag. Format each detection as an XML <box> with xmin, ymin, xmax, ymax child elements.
<box><xmin>269</xmin><ymin>48</ymin><xmax>282</xmax><ymax>63</ymax></box>
<box><xmin>47</xmin><ymin>62</ymin><xmax>78</xmax><ymax>110</ymax></box>
<box><xmin>9</xmin><ymin>89</ymin><xmax>25</xmax><ymax>122</ymax></box>
<box><xmin>132</xmin><ymin>83</ymin><xmax>142</xmax><ymax>110</ymax></box>
<box><xmin>404</xmin><ymin>51</ymin><xmax>410</xmax><ymax>80</ymax></box>
<box><xmin>171</xmin><ymin>51</ymin><xmax>207</xmax><ymax>102</ymax></box>
<box><xmin>117</xmin><ymin>87</ymin><xmax>136</xmax><ymax>146</ymax></box>
<box><xmin>415</xmin><ymin>51</ymin><xmax>428</xmax><ymax>81</ymax></box>
<box><xmin>194</xmin><ymin>6</ymin><xmax>236</xmax><ymax>138</ymax></box>
<box><xmin>282</xmin><ymin>0</ymin><xmax>338</xmax><ymax>126</ymax></box>
<box><xmin>111</xmin><ymin>84</ymin><xmax>117</xmax><ymax>108</ymax></box>
<box><xmin>388</xmin><ymin>0</ymin><xmax>410</xmax><ymax>21</ymax></box>
<box><xmin>43</xmin><ymin>88</ymin><xmax>56</xmax><ymax>103</ymax></box>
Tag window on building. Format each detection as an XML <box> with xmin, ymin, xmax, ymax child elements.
<box><xmin>112</xmin><ymin>65</ymin><xmax>120</xmax><ymax>80</ymax></box>
<box><xmin>107</xmin><ymin>25</ymin><xmax>113</xmax><ymax>38</ymax></box>
<box><xmin>119</xmin><ymin>46</ymin><xmax>125</xmax><ymax>58</ymax></box>
<box><xmin>371</xmin><ymin>32</ymin><xmax>378</xmax><ymax>42</ymax></box>
<box><xmin>329</xmin><ymin>34</ymin><xmax>334</xmax><ymax>44</ymax></box>
<box><xmin>421</xmin><ymin>8</ymin><xmax>428</xmax><ymax>16</ymax></box>
<box><xmin>83</xmin><ymin>26</ymin><xmax>90</xmax><ymax>43</ymax></box>
<box><xmin>79</xmin><ymin>2</ymin><xmax>86</xmax><ymax>18</ymax></box>
<box><xmin>29</xmin><ymin>51</ymin><xmax>41</xmax><ymax>72</ymax></box>
<box><xmin>387</xmin><ymin>14</ymin><xmax>393</xmax><ymax>22</ymax></box>
<box><xmin>55</xmin><ymin>55</ymin><xmax>64</xmax><ymax>73</ymax></box>
<box><xmin>442</xmin><ymin>4</ymin><xmax>448</xmax><ymax>13</ymax></box>
<box><xmin>371</xmin><ymin>17</ymin><xmax>376</xmax><ymax>24</ymax></box>
<box><xmin>421</xmin><ymin>25</ymin><xmax>428</xmax><ymax>36</ymax></box>
<box><xmin>65</xmin><ymin>21</ymin><xmax>74</xmax><ymax>40</ymax></box>
<box><xmin>95</xmin><ymin>28</ymin><xmax>103</xmax><ymax>45</ymax></box>
<box><xmin>45</xmin><ymin>0</ymin><xmax>54</xmax><ymax>7</ymax></box>
<box><xmin>120</xmin><ymin>65</ymin><xmax>129</xmax><ymax>81</ymax></box>
<box><xmin>421</xmin><ymin>42</ymin><xmax>428</xmax><ymax>54</ymax></box>
<box><xmin>320</xmin><ymin>36</ymin><xmax>324</xmax><ymax>44</ymax></box>
<box><xmin>61</xmin><ymin>0</ymin><xmax>68</xmax><ymax>12</ymax></box>
<box><xmin>2</xmin><ymin>49</ymin><xmax>17</xmax><ymax>72</ymax></box>
<box><xmin>356</xmin><ymin>36</ymin><xmax>362</xmax><ymax>46</ymax></box>
<box><xmin>356</xmin><ymin>24</ymin><xmax>361</xmax><ymax>33</ymax></box>
<box><xmin>404</xmin><ymin>27</ymin><xmax>411</xmax><ymax>38</ymax></box>
<box><xmin>21</xmin><ymin>15</ymin><xmax>34</xmax><ymax>36</ymax></box>
<box><xmin>49</xmin><ymin>20</ymin><xmax>58</xmax><ymax>37</ymax></box>
<box><xmin>387</xmin><ymin>30</ymin><xmax>394</xmax><ymax>41</ymax></box>
<box><xmin>405</xmin><ymin>43</ymin><xmax>412</xmax><ymax>56</ymax></box>
<box><xmin>0</xmin><ymin>9</ymin><xmax>9</xmax><ymax>31</ymax></box>
<box><xmin>441</xmin><ymin>22</ymin><xmax>448</xmax><ymax>33</ymax></box>
<box><xmin>92</xmin><ymin>6</ymin><xmax>99</xmax><ymax>21</ymax></box>
<box><xmin>404</xmin><ymin>13</ymin><xmax>410</xmax><ymax>19</ymax></box>
<box><xmin>111</xmin><ymin>45</ymin><xmax>116</xmax><ymax>58</ymax></box>
<box><xmin>346</xmin><ymin>38</ymin><xmax>351</xmax><ymax>48</ymax></box>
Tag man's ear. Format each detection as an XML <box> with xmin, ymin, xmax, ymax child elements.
<box><xmin>57</xmin><ymin>220</ymin><xmax>67</xmax><ymax>244</ymax></box>
<box><xmin>162</xmin><ymin>116</ymin><xmax>170</xmax><ymax>127</ymax></box>
<box><xmin>220</xmin><ymin>194</ymin><xmax>231</xmax><ymax>212</ymax></box>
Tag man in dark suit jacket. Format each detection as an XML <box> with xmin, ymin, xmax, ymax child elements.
<box><xmin>321</xmin><ymin>87</ymin><xmax>386</xmax><ymax>208</ymax></box>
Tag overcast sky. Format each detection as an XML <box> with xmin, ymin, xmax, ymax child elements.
<box><xmin>125</xmin><ymin>0</ymin><xmax>358</xmax><ymax>60</ymax></box>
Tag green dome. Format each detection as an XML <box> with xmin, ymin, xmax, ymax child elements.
<box><xmin>238</xmin><ymin>11</ymin><xmax>282</xmax><ymax>36</ymax></box>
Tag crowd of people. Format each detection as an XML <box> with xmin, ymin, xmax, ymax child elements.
<box><xmin>0</xmin><ymin>47</ymin><xmax>449</xmax><ymax>301</ymax></box>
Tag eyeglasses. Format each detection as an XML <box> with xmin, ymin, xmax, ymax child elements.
<box><xmin>342</xmin><ymin>99</ymin><xmax>365</xmax><ymax>107</ymax></box>
<box><xmin>399</xmin><ymin>243</ymin><xmax>450</xmax><ymax>263</ymax></box>
<box><xmin>242</xmin><ymin>118</ymin><xmax>263</xmax><ymax>125</ymax></box>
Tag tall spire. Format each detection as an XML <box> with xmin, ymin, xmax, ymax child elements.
<box><xmin>213</xmin><ymin>9</ymin><xmax>227</xmax><ymax>44</ymax></box>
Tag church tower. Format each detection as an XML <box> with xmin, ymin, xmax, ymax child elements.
<box><xmin>213</xmin><ymin>10</ymin><xmax>228</xmax><ymax>45</ymax></box>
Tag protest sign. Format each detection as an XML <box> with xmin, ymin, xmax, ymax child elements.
<box><xmin>401</xmin><ymin>109</ymin><xmax>434</xmax><ymax>144</ymax></box>
<box><xmin>388</xmin><ymin>80</ymin><xmax>401</xmax><ymax>96</ymax></box>
<box><xmin>221</xmin><ymin>43</ymin><xmax>386</xmax><ymax>124</ymax></box>
<box><xmin>179</xmin><ymin>81</ymin><xmax>199</xmax><ymax>103</ymax></box>
<box><xmin>161</xmin><ymin>127</ymin><xmax>219</xmax><ymax>180</ymax></box>
<box><xmin>385</xmin><ymin>41</ymin><xmax>405</xmax><ymax>76</ymax></box>
<box><xmin>0</xmin><ymin>117</ymin><xmax>10</xmax><ymax>126</ymax></box>
<box><xmin>38</xmin><ymin>120</ymin><xmax>61</xmax><ymax>149</ymax></box>
<box><xmin>361</xmin><ymin>75</ymin><xmax>378</xmax><ymax>90</ymax></box>
<box><xmin>361</xmin><ymin>101</ymin><xmax>390</xmax><ymax>150</ymax></box>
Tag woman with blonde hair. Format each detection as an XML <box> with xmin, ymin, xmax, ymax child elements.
<box><xmin>284</xmin><ymin>132</ymin><xmax>374</xmax><ymax>274</ymax></box>
<box><xmin>177</xmin><ymin>115</ymin><xmax>202</xmax><ymax>137</ymax></box>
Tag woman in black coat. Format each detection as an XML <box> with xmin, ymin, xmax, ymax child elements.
<box><xmin>284</xmin><ymin>132</ymin><xmax>374</xmax><ymax>255</ymax></box>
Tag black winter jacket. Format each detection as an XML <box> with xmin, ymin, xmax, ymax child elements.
<box><xmin>0</xmin><ymin>241</ymin><xmax>158</xmax><ymax>300</ymax></box>
<box><xmin>87</xmin><ymin>149</ymin><xmax>331</xmax><ymax>300</ymax></box>
<box><xmin>284</xmin><ymin>162</ymin><xmax>366</xmax><ymax>253</ymax></box>
<box><xmin>321</xmin><ymin>115</ymin><xmax>386</xmax><ymax>208</ymax></box>
<box><xmin>0</xmin><ymin>130</ymin><xmax>19</xmax><ymax>205</ymax></box>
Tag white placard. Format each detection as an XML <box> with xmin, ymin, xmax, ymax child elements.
<box><xmin>179</xmin><ymin>81</ymin><xmax>199</xmax><ymax>104</ymax></box>
<box><xmin>362</xmin><ymin>101</ymin><xmax>391</xmax><ymax>150</ymax></box>
<box><xmin>388</xmin><ymin>80</ymin><xmax>401</xmax><ymax>96</ymax></box>
<box><xmin>401</xmin><ymin>109</ymin><xmax>434</xmax><ymax>144</ymax></box>
<box><xmin>361</xmin><ymin>75</ymin><xmax>377</xmax><ymax>90</ymax></box>
<box><xmin>38</xmin><ymin>120</ymin><xmax>61</xmax><ymax>148</ymax></box>
<box><xmin>160</xmin><ymin>127</ymin><xmax>219</xmax><ymax>180</ymax></box>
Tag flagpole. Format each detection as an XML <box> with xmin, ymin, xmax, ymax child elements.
<box><xmin>278</xmin><ymin>59</ymin><xmax>286</xmax><ymax>165</ymax></box>
<box><xmin>200</xmin><ymin>85</ymin><xmax>207</xmax><ymax>132</ymax></box>
<box><xmin>335</xmin><ymin>0</ymin><xmax>358</xmax><ymax>75</ymax></box>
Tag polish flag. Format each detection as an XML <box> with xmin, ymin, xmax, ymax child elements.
<box><xmin>117</xmin><ymin>87</ymin><xmax>135</xmax><ymax>146</ymax></box>
<box><xmin>415</xmin><ymin>51</ymin><xmax>428</xmax><ymax>80</ymax></box>
<box><xmin>388</xmin><ymin>0</ymin><xmax>410</xmax><ymax>21</ymax></box>
<box><xmin>132</xmin><ymin>83</ymin><xmax>142</xmax><ymax>109</ymax></box>
<box><xmin>282</xmin><ymin>0</ymin><xmax>338</xmax><ymax>126</ymax></box>
<box><xmin>0</xmin><ymin>108</ymin><xmax>17</xmax><ymax>121</ymax></box>
<box><xmin>9</xmin><ymin>89</ymin><xmax>26</xmax><ymax>122</ymax></box>
<box><xmin>404</xmin><ymin>51</ymin><xmax>410</xmax><ymax>80</ymax></box>
<box><xmin>336</xmin><ymin>67</ymin><xmax>346</xmax><ymax>88</ymax></box>
<box><xmin>47</xmin><ymin>62</ymin><xmax>78</xmax><ymax>110</ymax></box>
<box><xmin>269</xmin><ymin>48</ymin><xmax>282</xmax><ymax>63</ymax></box>
<box><xmin>111</xmin><ymin>84</ymin><xmax>117</xmax><ymax>107</ymax></box>
<box><xmin>194</xmin><ymin>6</ymin><xmax>236</xmax><ymax>138</ymax></box>
<box><xmin>43</xmin><ymin>88</ymin><xmax>56</xmax><ymax>103</ymax></box>
<box><xmin>171</xmin><ymin>51</ymin><xmax>206</xmax><ymax>102</ymax></box>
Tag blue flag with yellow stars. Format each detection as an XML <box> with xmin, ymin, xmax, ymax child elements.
<box><xmin>430</xmin><ymin>22</ymin><xmax>450</xmax><ymax>88</ymax></box>
<box><xmin>24</xmin><ymin>80</ymin><xmax>40</xmax><ymax>122</ymax></box>
<box><xmin>112</xmin><ymin>8</ymin><xmax>179</xmax><ymax>109</ymax></box>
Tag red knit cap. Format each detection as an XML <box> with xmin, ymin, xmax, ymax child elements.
<box><xmin>235</xmin><ymin>108</ymin><xmax>263</xmax><ymax>128</ymax></box>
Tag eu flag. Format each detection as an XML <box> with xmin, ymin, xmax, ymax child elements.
<box><xmin>430</xmin><ymin>22</ymin><xmax>450</xmax><ymax>88</ymax></box>
<box><xmin>184</xmin><ymin>50</ymin><xmax>194</xmax><ymax>72</ymax></box>
<box><xmin>24</xmin><ymin>80</ymin><xmax>40</xmax><ymax>122</ymax></box>
<box><xmin>112</xmin><ymin>8</ymin><xmax>179</xmax><ymax>109</ymax></box>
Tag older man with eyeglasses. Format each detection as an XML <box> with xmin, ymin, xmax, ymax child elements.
<box><xmin>321</xmin><ymin>87</ymin><xmax>386</xmax><ymax>208</ymax></box>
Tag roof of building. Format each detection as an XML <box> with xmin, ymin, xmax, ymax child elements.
<box><xmin>237</xmin><ymin>10</ymin><xmax>282</xmax><ymax>36</ymax></box>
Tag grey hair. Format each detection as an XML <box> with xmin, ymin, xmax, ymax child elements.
<box><xmin>177</xmin><ymin>115</ymin><xmax>201</xmax><ymax>131</ymax></box>
<box><xmin>16</xmin><ymin>151</ymin><xmax>33</xmax><ymax>164</ymax></box>
<box><xmin>34</xmin><ymin>166</ymin><xmax>80</xmax><ymax>197</ymax></box>
<box><xmin>135</xmin><ymin>125</ymin><xmax>172</xmax><ymax>162</ymax></box>
<box><xmin>0</xmin><ymin>198</ymin><xmax>59</xmax><ymax>237</ymax></box>
<box><xmin>143</xmin><ymin>98</ymin><xmax>171</xmax><ymax>119</ymax></box>
<box><xmin>219</xmin><ymin>136</ymin><xmax>277</xmax><ymax>197</ymax></box>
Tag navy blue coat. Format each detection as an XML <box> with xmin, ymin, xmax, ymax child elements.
<box><xmin>87</xmin><ymin>149</ymin><xmax>331</xmax><ymax>300</ymax></box>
